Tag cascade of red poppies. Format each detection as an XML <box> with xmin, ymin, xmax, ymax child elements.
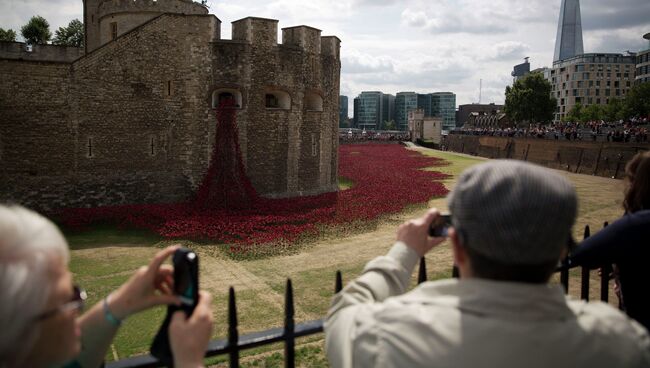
<box><xmin>194</xmin><ymin>99</ymin><xmax>259</xmax><ymax>210</ymax></box>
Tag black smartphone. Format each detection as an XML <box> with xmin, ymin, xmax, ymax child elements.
<box><xmin>173</xmin><ymin>248</ymin><xmax>199</xmax><ymax>315</ymax></box>
<box><xmin>151</xmin><ymin>248</ymin><xmax>200</xmax><ymax>364</ymax></box>
<box><xmin>428</xmin><ymin>213</ymin><xmax>452</xmax><ymax>237</ymax></box>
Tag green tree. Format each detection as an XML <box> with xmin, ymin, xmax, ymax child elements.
<box><xmin>581</xmin><ymin>104</ymin><xmax>604</xmax><ymax>122</ymax></box>
<box><xmin>53</xmin><ymin>19</ymin><xmax>84</xmax><ymax>47</ymax></box>
<box><xmin>21</xmin><ymin>15</ymin><xmax>51</xmax><ymax>45</ymax></box>
<box><xmin>565</xmin><ymin>103</ymin><xmax>583</xmax><ymax>123</ymax></box>
<box><xmin>504</xmin><ymin>72</ymin><xmax>556</xmax><ymax>125</ymax></box>
<box><xmin>383</xmin><ymin>119</ymin><xmax>395</xmax><ymax>130</ymax></box>
<box><xmin>0</xmin><ymin>27</ymin><xmax>17</xmax><ymax>42</ymax></box>
<box><xmin>624</xmin><ymin>83</ymin><xmax>650</xmax><ymax>118</ymax></box>
<box><xmin>604</xmin><ymin>98</ymin><xmax>625</xmax><ymax>122</ymax></box>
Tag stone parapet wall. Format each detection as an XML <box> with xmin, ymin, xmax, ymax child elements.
<box><xmin>0</xmin><ymin>41</ymin><xmax>84</xmax><ymax>63</ymax></box>
<box><xmin>444</xmin><ymin>135</ymin><xmax>649</xmax><ymax>179</ymax></box>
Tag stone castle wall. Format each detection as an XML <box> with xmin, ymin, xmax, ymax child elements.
<box><xmin>0</xmin><ymin>12</ymin><xmax>341</xmax><ymax>211</ymax></box>
<box><xmin>0</xmin><ymin>41</ymin><xmax>84</xmax><ymax>63</ymax></box>
<box><xmin>444</xmin><ymin>135</ymin><xmax>649</xmax><ymax>178</ymax></box>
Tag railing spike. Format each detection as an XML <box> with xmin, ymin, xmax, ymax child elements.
<box><xmin>335</xmin><ymin>270</ymin><xmax>342</xmax><ymax>293</ymax></box>
<box><xmin>284</xmin><ymin>279</ymin><xmax>295</xmax><ymax>368</ymax></box>
<box><xmin>418</xmin><ymin>257</ymin><xmax>427</xmax><ymax>284</ymax></box>
<box><xmin>228</xmin><ymin>287</ymin><xmax>239</xmax><ymax>367</ymax></box>
<box><xmin>601</xmin><ymin>263</ymin><xmax>611</xmax><ymax>303</ymax></box>
<box><xmin>581</xmin><ymin>225</ymin><xmax>590</xmax><ymax>301</ymax></box>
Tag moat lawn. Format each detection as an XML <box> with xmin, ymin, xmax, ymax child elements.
<box><xmin>65</xmin><ymin>147</ymin><xmax>625</xmax><ymax>365</ymax></box>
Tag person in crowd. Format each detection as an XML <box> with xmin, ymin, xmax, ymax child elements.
<box><xmin>325</xmin><ymin>160</ymin><xmax>650</xmax><ymax>368</ymax></box>
<box><xmin>0</xmin><ymin>205</ymin><xmax>214</xmax><ymax>368</ymax></box>
<box><xmin>569</xmin><ymin>150</ymin><xmax>650</xmax><ymax>330</ymax></box>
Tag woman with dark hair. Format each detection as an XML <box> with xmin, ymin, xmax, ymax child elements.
<box><xmin>570</xmin><ymin>150</ymin><xmax>650</xmax><ymax>330</ymax></box>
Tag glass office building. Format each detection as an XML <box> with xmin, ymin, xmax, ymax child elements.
<box><xmin>431</xmin><ymin>92</ymin><xmax>457</xmax><ymax>131</ymax></box>
<box><xmin>395</xmin><ymin>92</ymin><xmax>418</xmax><ymax>131</ymax></box>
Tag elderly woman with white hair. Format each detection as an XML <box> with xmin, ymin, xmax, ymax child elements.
<box><xmin>0</xmin><ymin>205</ymin><xmax>214</xmax><ymax>368</ymax></box>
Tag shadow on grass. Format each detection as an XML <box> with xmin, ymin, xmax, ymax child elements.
<box><xmin>61</xmin><ymin>223</ymin><xmax>164</xmax><ymax>250</ymax></box>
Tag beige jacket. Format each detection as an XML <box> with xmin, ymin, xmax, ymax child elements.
<box><xmin>325</xmin><ymin>242</ymin><xmax>650</xmax><ymax>368</ymax></box>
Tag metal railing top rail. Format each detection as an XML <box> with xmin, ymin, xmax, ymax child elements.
<box><xmin>108</xmin><ymin>224</ymin><xmax>611</xmax><ymax>368</ymax></box>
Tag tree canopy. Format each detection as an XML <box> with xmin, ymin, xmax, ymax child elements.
<box><xmin>624</xmin><ymin>82</ymin><xmax>650</xmax><ymax>118</ymax></box>
<box><xmin>0</xmin><ymin>28</ymin><xmax>17</xmax><ymax>42</ymax></box>
<box><xmin>504</xmin><ymin>72</ymin><xmax>556</xmax><ymax>125</ymax></box>
<box><xmin>21</xmin><ymin>15</ymin><xmax>51</xmax><ymax>45</ymax></box>
<box><xmin>53</xmin><ymin>19</ymin><xmax>84</xmax><ymax>47</ymax></box>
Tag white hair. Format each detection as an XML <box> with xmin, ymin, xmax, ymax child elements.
<box><xmin>0</xmin><ymin>205</ymin><xmax>70</xmax><ymax>366</ymax></box>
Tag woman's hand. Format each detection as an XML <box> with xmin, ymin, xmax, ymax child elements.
<box><xmin>108</xmin><ymin>245</ymin><xmax>182</xmax><ymax>319</ymax></box>
<box><xmin>169</xmin><ymin>291</ymin><xmax>214</xmax><ymax>368</ymax></box>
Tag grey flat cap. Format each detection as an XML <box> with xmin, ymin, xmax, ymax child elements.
<box><xmin>448</xmin><ymin>160</ymin><xmax>577</xmax><ymax>265</ymax></box>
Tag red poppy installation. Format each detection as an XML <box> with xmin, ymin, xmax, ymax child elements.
<box><xmin>61</xmin><ymin>102</ymin><xmax>450</xmax><ymax>248</ymax></box>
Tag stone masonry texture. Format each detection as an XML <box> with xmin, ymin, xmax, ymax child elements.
<box><xmin>0</xmin><ymin>4</ymin><xmax>341</xmax><ymax>212</ymax></box>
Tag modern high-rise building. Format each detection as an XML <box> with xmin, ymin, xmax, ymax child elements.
<box><xmin>431</xmin><ymin>92</ymin><xmax>457</xmax><ymax>131</ymax></box>
<box><xmin>512</xmin><ymin>57</ymin><xmax>531</xmax><ymax>83</ymax></box>
<box><xmin>339</xmin><ymin>95</ymin><xmax>348</xmax><ymax>127</ymax></box>
<box><xmin>353</xmin><ymin>97</ymin><xmax>360</xmax><ymax>128</ymax></box>
<box><xmin>636</xmin><ymin>32</ymin><xmax>650</xmax><ymax>85</ymax></box>
<box><xmin>355</xmin><ymin>91</ymin><xmax>395</xmax><ymax>130</ymax></box>
<box><xmin>395</xmin><ymin>92</ymin><xmax>418</xmax><ymax>130</ymax></box>
<box><xmin>381</xmin><ymin>94</ymin><xmax>395</xmax><ymax>128</ymax></box>
<box><xmin>550</xmin><ymin>53</ymin><xmax>636</xmax><ymax>121</ymax></box>
<box><xmin>554</xmin><ymin>0</ymin><xmax>584</xmax><ymax>62</ymax></box>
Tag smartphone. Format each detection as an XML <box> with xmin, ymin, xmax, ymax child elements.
<box><xmin>173</xmin><ymin>248</ymin><xmax>199</xmax><ymax>315</ymax></box>
<box><xmin>428</xmin><ymin>213</ymin><xmax>451</xmax><ymax>237</ymax></box>
<box><xmin>151</xmin><ymin>248</ymin><xmax>200</xmax><ymax>364</ymax></box>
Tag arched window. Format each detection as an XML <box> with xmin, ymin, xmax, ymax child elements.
<box><xmin>304</xmin><ymin>92</ymin><xmax>323</xmax><ymax>111</ymax></box>
<box><xmin>211</xmin><ymin>88</ymin><xmax>242</xmax><ymax>108</ymax></box>
<box><xmin>265</xmin><ymin>90</ymin><xmax>291</xmax><ymax>110</ymax></box>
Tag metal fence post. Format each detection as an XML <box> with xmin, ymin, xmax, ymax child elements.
<box><xmin>418</xmin><ymin>257</ymin><xmax>427</xmax><ymax>284</ymax></box>
<box><xmin>581</xmin><ymin>225</ymin><xmax>590</xmax><ymax>301</ymax></box>
<box><xmin>228</xmin><ymin>287</ymin><xmax>239</xmax><ymax>367</ymax></box>
<box><xmin>600</xmin><ymin>222</ymin><xmax>610</xmax><ymax>303</ymax></box>
<box><xmin>284</xmin><ymin>279</ymin><xmax>295</xmax><ymax>368</ymax></box>
<box><xmin>335</xmin><ymin>270</ymin><xmax>342</xmax><ymax>293</ymax></box>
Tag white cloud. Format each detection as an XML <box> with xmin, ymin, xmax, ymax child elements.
<box><xmin>0</xmin><ymin>0</ymin><xmax>645</xmax><ymax>112</ymax></box>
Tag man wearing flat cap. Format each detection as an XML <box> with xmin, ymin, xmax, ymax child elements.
<box><xmin>325</xmin><ymin>160</ymin><xmax>650</xmax><ymax>368</ymax></box>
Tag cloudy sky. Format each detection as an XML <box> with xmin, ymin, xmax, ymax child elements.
<box><xmin>1</xmin><ymin>0</ymin><xmax>648</xmax><ymax>112</ymax></box>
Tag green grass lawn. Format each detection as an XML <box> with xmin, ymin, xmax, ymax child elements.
<box><xmin>66</xmin><ymin>147</ymin><xmax>626</xmax><ymax>364</ymax></box>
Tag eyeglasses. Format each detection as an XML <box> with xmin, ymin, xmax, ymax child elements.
<box><xmin>34</xmin><ymin>285</ymin><xmax>87</xmax><ymax>321</ymax></box>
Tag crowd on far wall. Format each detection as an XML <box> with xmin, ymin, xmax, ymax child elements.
<box><xmin>451</xmin><ymin>117</ymin><xmax>649</xmax><ymax>144</ymax></box>
<box><xmin>339</xmin><ymin>130</ymin><xmax>411</xmax><ymax>142</ymax></box>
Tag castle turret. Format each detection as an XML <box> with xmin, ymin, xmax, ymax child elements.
<box><xmin>320</xmin><ymin>36</ymin><xmax>341</xmax><ymax>59</ymax></box>
<box><xmin>83</xmin><ymin>0</ymin><xmax>101</xmax><ymax>53</ymax></box>
<box><xmin>83</xmin><ymin>0</ymin><xmax>209</xmax><ymax>53</ymax></box>
<box><xmin>231</xmin><ymin>17</ymin><xmax>278</xmax><ymax>48</ymax></box>
<box><xmin>282</xmin><ymin>26</ymin><xmax>321</xmax><ymax>54</ymax></box>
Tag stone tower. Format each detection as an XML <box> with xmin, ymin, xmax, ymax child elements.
<box><xmin>82</xmin><ymin>0</ymin><xmax>209</xmax><ymax>53</ymax></box>
<box><xmin>553</xmin><ymin>0</ymin><xmax>584</xmax><ymax>62</ymax></box>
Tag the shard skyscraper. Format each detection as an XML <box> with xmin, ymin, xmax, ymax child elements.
<box><xmin>553</xmin><ymin>0</ymin><xmax>584</xmax><ymax>62</ymax></box>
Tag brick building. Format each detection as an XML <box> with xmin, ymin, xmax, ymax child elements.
<box><xmin>0</xmin><ymin>0</ymin><xmax>341</xmax><ymax>211</ymax></box>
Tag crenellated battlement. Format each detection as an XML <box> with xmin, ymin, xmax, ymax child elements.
<box><xmin>321</xmin><ymin>36</ymin><xmax>341</xmax><ymax>59</ymax></box>
<box><xmin>231</xmin><ymin>17</ymin><xmax>278</xmax><ymax>48</ymax></box>
<box><xmin>97</xmin><ymin>0</ymin><xmax>207</xmax><ymax>19</ymax></box>
<box><xmin>282</xmin><ymin>26</ymin><xmax>321</xmax><ymax>54</ymax></box>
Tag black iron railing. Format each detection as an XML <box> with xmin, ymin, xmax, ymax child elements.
<box><xmin>108</xmin><ymin>223</ymin><xmax>611</xmax><ymax>368</ymax></box>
